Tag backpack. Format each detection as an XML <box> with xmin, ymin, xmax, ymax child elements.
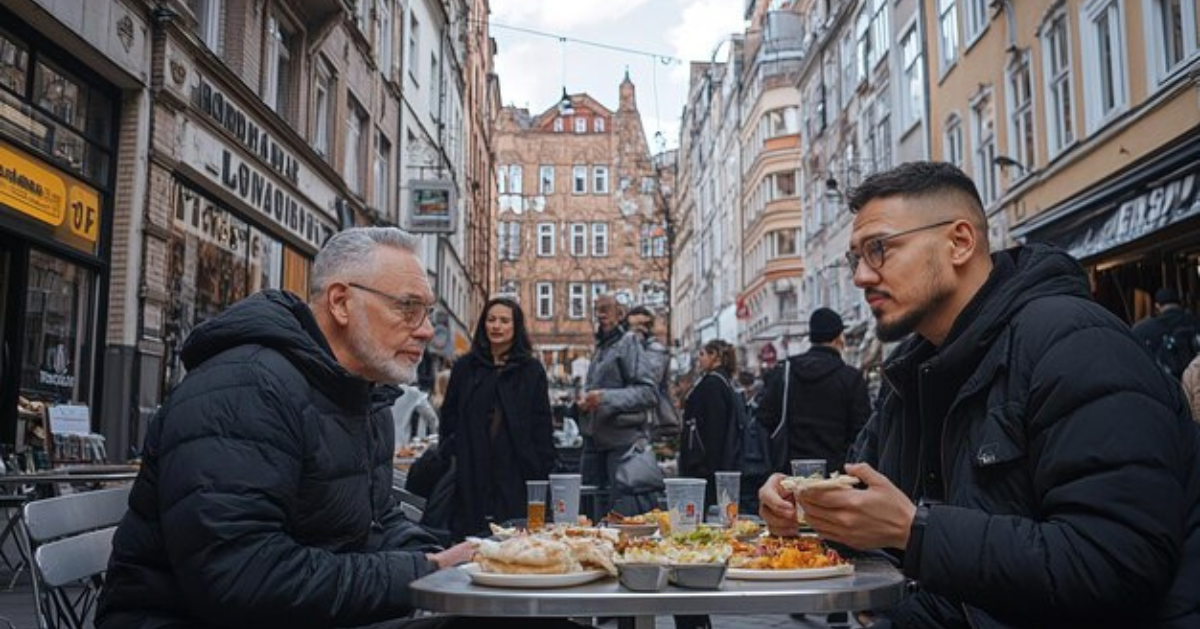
<box><xmin>739</xmin><ymin>360</ymin><xmax>789</xmax><ymax>478</ymax></box>
<box><xmin>1156</xmin><ymin>319</ymin><xmax>1200</xmax><ymax>379</ymax></box>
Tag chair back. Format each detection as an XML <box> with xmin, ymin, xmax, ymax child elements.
<box><xmin>23</xmin><ymin>485</ymin><xmax>131</xmax><ymax>629</ymax></box>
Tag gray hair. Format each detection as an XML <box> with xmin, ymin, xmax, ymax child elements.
<box><xmin>310</xmin><ymin>227</ymin><xmax>419</xmax><ymax>297</ymax></box>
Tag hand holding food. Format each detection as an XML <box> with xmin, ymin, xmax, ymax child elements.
<box><xmin>757</xmin><ymin>473</ymin><xmax>801</xmax><ymax>536</ymax></box>
<box><xmin>795</xmin><ymin>463</ymin><xmax>916</xmax><ymax>551</ymax></box>
<box><xmin>427</xmin><ymin>540</ymin><xmax>477</xmax><ymax>570</ymax></box>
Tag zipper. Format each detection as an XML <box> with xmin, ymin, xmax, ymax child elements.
<box><xmin>365</xmin><ymin>405</ymin><xmax>381</xmax><ymax>531</ymax></box>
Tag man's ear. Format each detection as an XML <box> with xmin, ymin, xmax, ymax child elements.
<box><xmin>949</xmin><ymin>220</ymin><xmax>978</xmax><ymax>266</ymax></box>
<box><xmin>325</xmin><ymin>283</ymin><xmax>353</xmax><ymax>326</ymax></box>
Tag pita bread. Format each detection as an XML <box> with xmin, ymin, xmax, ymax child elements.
<box><xmin>780</xmin><ymin>473</ymin><xmax>861</xmax><ymax>493</ymax></box>
<box><xmin>473</xmin><ymin>537</ymin><xmax>579</xmax><ymax>574</ymax></box>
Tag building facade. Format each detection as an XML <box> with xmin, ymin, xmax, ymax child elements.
<box><xmin>926</xmin><ymin>0</ymin><xmax>1200</xmax><ymax>324</ymax></box>
<box><xmin>493</xmin><ymin>77</ymin><xmax>670</xmax><ymax>384</ymax></box>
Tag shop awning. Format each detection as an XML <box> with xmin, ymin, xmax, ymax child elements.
<box><xmin>1012</xmin><ymin>130</ymin><xmax>1200</xmax><ymax>261</ymax></box>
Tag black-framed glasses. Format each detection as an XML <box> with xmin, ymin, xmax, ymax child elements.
<box><xmin>845</xmin><ymin>220</ymin><xmax>956</xmax><ymax>272</ymax></box>
<box><xmin>347</xmin><ymin>282</ymin><xmax>435</xmax><ymax>329</ymax></box>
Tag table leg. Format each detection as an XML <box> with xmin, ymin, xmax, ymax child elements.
<box><xmin>617</xmin><ymin>616</ymin><xmax>655</xmax><ymax>629</ymax></box>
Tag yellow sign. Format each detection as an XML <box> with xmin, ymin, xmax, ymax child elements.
<box><xmin>0</xmin><ymin>140</ymin><xmax>101</xmax><ymax>251</ymax></box>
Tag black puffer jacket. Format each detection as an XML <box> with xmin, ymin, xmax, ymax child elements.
<box><xmin>757</xmin><ymin>345</ymin><xmax>870</xmax><ymax>476</ymax></box>
<box><xmin>854</xmin><ymin>246</ymin><xmax>1200</xmax><ymax>629</ymax></box>
<box><xmin>98</xmin><ymin>291</ymin><xmax>442</xmax><ymax>629</ymax></box>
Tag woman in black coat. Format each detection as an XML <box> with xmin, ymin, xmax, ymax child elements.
<box><xmin>679</xmin><ymin>339</ymin><xmax>738</xmax><ymax>505</ymax></box>
<box><xmin>439</xmin><ymin>297</ymin><xmax>554</xmax><ymax>540</ymax></box>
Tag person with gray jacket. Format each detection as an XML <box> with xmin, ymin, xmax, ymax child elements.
<box><xmin>577</xmin><ymin>294</ymin><xmax>660</xmax><ymax>515</ymax></box>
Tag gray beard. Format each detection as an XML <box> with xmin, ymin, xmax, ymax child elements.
<box><xmin>348</xmin><ymin>309</ymin><xmax>417</xmax><ymax>384</ymax></box>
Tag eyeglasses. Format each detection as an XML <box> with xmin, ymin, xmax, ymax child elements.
<box><xmin>347</xmin><ymin>282</ymin><xmax>435</xmax><ymax>329</ymax></box>
<box><xmin>845</xmin><ymin>220</ymin><xmax>956</xmax><ymax>272</ymax></box>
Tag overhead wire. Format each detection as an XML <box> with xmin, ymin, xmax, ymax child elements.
<box><xmin>482</xmin><ymin>19</ymin><xmax>682</xmax><ymax>66</ymax></box>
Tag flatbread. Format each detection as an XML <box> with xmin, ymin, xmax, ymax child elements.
<box><xmin>780</xmin><ymin>473</ymin><xmax>861</xmax><ymax>493</ymax></box>
<box><xmin>473</xmin><ymin>537</ymin><xmax>579</xmax><ymax>574</ymax></box>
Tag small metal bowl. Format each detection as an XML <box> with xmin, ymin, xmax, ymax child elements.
<box><xmin>669</xmin><ymin>563</ymin><xmax>727</xmax><ymax>590</ymax></box>
<box><xmin>618</xmin><ymin>563</ymin><xmax>670</xmax><ymax>592</ymax></box>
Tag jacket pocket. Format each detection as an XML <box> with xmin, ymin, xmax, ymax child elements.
<box><xmin>970</xmin><ymin>403</ymin><xmax>1027</xmax><ymax>469</ymax></box>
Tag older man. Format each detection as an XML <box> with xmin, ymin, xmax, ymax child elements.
<box><xmin>760</xmin><ymin>162</ymin><xmax>1200</xmax><ymax>628</ymax></box>
<box><xmin>98</xmin><ymin>228</ymin><xmax>478</xmax><ymax>629</ymax></box>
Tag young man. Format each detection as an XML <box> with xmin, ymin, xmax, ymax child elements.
<box><xmin>759</xmin><ymin>162</ymin><xmax>1200</xmax><ymax>629</ymax></box>
<box><xmin>1132</xmin><ymin>287</ymin><xmax>1200</xmax><ymax>379</ymax></box>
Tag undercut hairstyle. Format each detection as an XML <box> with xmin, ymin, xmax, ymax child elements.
<box><xmin>703</xmin><ymin>339</ymin><xmax>738</xmax><ymax>375</ymax></box>
<box><xmin>847</xmin><ymin>161</ymin><xmax>986</xmax><ymax>231</ymax></box>
<box><xmin>471</xmin><ymin>296</ymin><xmax>534</xmax><ymax>361</ymax></box>
<box><xmin>310</xmin><ymin>227</ymin><xmax>419</xmax><ymax>298</ymax></box>
<box><xmin>627</xmin><ymin>305</ymin><xmax>655</xmax><ymax>326</ymax></box>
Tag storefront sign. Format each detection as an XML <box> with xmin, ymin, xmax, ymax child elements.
<box><xmin>39</xmin><ymin>343</ymin><xmax>76</xmax><ymax>388</ymax></box>
<box><xmin>0</xmin><ymin>140</ymin><xmax>101</xmax><ymax>254</ymax></box>
<box><xmin>407</xmin><ymin>180</ymin><xmax>457</xmax><ymax>233</ymax></box>
<box><xmin>220</xmin><ymin>149</ymin><xmax>334</xmax><ymax>249</ymax></box>
<box><xmin>194</xmin><ymin>77</ymin><xmax>300</xmax><ymax>185</ymax></box>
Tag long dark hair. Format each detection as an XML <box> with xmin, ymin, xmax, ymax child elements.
<box><xmin>471</xmin><ymin>297</ymin><xmax>534</xmax><ymax>362</ymax></box>
<box><xmin>702</xmin><ymin>339</ymin><xmax>737</xmax><ymax>375</ymax></box>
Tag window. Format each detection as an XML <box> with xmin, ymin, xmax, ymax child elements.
<box><xmin>593</xmin><ymin>166</ymin><xmax>609</xmax><ymax>194</ymax></box>
<box><xmin>264</xmin><ymin>13</ymin><xmax>295</xmax><ymax>122</ymax></box>
<box><xmin>963</xmin><ymin>0</ymin><xmax>988</xmax><ymax>44</ymax></box>
<box><xmin>508</xmin><ymin>165</ymin><xmax>523</xmax><ymax>194</ymax></box>
<box><xmin>496</xmin><ymin>164</ymin><xmax>506</xmax><ymax>194</ymax></box>
<box><xmin>641</xmin><ymin>177</ymin><xmax>656</xmax><ymax>194</ymax></box>
<box><xmin>355</xmin><ymin>0</ymin><xmax>370</xmax><ymax>31</ymax></box>
<box><xmin>344</xmin><ymin>98</ymin><xmax>367</xmax><ymax>195</ymax></box>
<box><xmin>1042</xmin><ymin>13</ymin><xmax>1075</xmax><ymax>156</ymax></box>
<box><xmin>189</xmin><ymin>0</ymin><xmax>222</xmax><ymax>52</ymax></box>
<box><xmin>312</xmin><ymin>63</ymin><xmax>334</xmax><ymax>158</ymax></box>
<box><xmin>537</xmin><ymin>223</ymin><xmax>555</xmax><ymax>256</ymax></box>
<box><xmin>944</xmin><ymin>114</ymin><xmax>963</xmax><ymax>167</ymax></box>
<box><xmin>840</xmin><ymin>32</ymin><xmax>856</xmax><ymax>108</ymax></box>
<box><xmin>536</xmin><ymin>283</ymin><xmax>553</xmax><ymax>318</ymax></box>
<box><xmin>776</xmin><ymin>229</ymin><xmax>797</xmax><ymax>256</ymax></box>
<box><xmin>593</xmin><ymin>117</ymin><xmax>605</xmax><ymax>132</ymax></box>
<box><xmin>1006</xmin><ymin>54</ymin><xmax>1035</xmax><ymax>178</ymax></box>
<box><xmin>765</xmin><ymin>107</ymin><xmax>798</xmax><ymax>137</ymax></box>
<box><xmin>640</xmin><ymin>223</ymin><xmax>667</xmax><ymax>258</ymax></box>
<box><xmin>408</xmin><ymin>13</ymin><xmax>420</xmax><ymax>83</ymax></box>
<box><xmin>574</xmin><ymin>117</ymin><xmax>587</xmax><ymax>133</ymax></box>
<box><xmin>640</xmin><ymin>281</ymin><xmax>667</xmax><ymax>307</ymax></box>
<box><xmin>373</xmin><ymin>130</ymin><xmax>390</xmax><ymax>211</ymax></box>
<box><xmin>1082</xmin><ymin>0</ymin><xmax>1128</xmax><ymax>130</ymax></box>
<box><xmin>498</xmin><ymin>222</ymin><xmax>521</xmax><ymax>260</ymax></box>
<box><xmin>428</xmin><ymin>51</ymin><xmax>439</xmax><ymax>117</ymax></box>
<box><xmin>939</xmin><ymin>0</ymin><xmax>960</xmax><ymax>73</ymax></box>
<box><xmin>553</xmin><ymin>117</ymin><xmax>563</xmax><ymax>132</ymax></box>
<box><xmin>971</xmin><ymin>93</ymin><xmax>997</xmax><ymax>205</ymax></box>
<box><xmin>0</xmin><ymin>28</ymin><xmax>29</xmax><ymax>95</ymax></box>
<box><xmin>1147</xmin><ymin>0</ymin><xmax>1198</xmax><ymax>84</ymax></box>
<box><xmin>856</xmin><ymin>0</ymin><xmax>889</xmax><ymax>80</ymax></box>
<box><xmin>591</xmin><ymin>222</ymin><xmax>609</xmax><ymax>256</ymax></box>
<box><xmin>572</xmin><ymin>166</ymin><xmax>587</xmax><ymax>194</ymax></box>
<box><xmin>900</xmin><ymin>25</ymin><xmax>924</xmax><ymax>130</ymax></box>
<box><xmin>771</xmin><ymin>171</ymin><xmax>797</xmax><ymax>198</ymax></box>
<box><xmin>856</xmin><ymin>7</ymin><xmax>872</xmax><ymax>83</ymax></box>
<box><xmin>570</xmin><ymin>223</ymin><xmax>587</xmax><ymax>256</ymax></box>
<box><xmin>378</xmin><ymin>0</ymin><xmax>394</xmax><ymax>77</ymax></box>
<box><xmin>539</xmin><ymin>165</ymin><xmax>554</xmax><ymax>194</ymax></box>
<box><xmin>568</xmin><ymin>283</ymin><xmax>587</xmax><ymax>319</ymax></box>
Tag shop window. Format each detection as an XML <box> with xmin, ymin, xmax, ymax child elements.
<box><xmin>19</xmin><ymin>249</ymin><xmax>95</xmax><ymax>410</ymax></box>
<box><xmin>0</xmin><ymin>27</ymin><xmax>29</xmax><ymax>95</ymax></box>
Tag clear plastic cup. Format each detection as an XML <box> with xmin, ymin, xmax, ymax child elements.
<box><xmin>549</xmin><ymin>474</ymin><xmax>582</xmax><ymax>524</ymax></box>
<box><xmin>789</xmin><ymin>459</ymin><xmax>826</xmax><ymax>524</ymax></box>
<box><xmin>664</xmin><ymin>478</ymin><xmax>707</xmax><ymax>534</ymax></box>
<box><xmin>526</xmin><ymin>480</ymin><xmax>548</xmax><ymax>530</ymax></box>
<box><xmin>714</xmin><ymin>471</ymin><xmax>741</xmax><ymax>526</ymax></box>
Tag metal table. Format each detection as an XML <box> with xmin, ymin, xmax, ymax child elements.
<box><xmin>410</xmin><ymin>559</ymin><xmax>906</xmax><ymax>629</ymax></box>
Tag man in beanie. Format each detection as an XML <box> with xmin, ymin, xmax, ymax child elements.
<box><xmin>1132</xmin><ymin>287</ymin><xmax>1200</xmax><ymax>378</ymax></box>
<box><xmin>757</xmin><ymin>307</ymin><xmax>871</xmax><ymax>482</ymax></box>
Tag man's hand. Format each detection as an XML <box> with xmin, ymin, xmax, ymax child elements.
<box><xmin>795</xmin><ymin>463</ymin><xmax>916</xmax><ymax>551</ymax></box>
<box><xmin>577</xmin><ymin>390</ymin><xmax>602</xmax><ymax>413</ymax></box>
<box><xmin>426</xmin><ymin>541</ymin><xmax>476</xmax><ymax>570</ymax></box>
<box><xmin>758</xmin><ymin>473</ymin><xmax>801</xmax><ymax>536</ymax></box>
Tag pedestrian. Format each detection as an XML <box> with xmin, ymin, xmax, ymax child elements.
<box><xmin>758</xmin><ymin>162</ymin><xmax>1200</xmax><ymax>628</ymax></box>
<box><xmin>626</xmin><ymin>305</ymin><xmax>681</xmax><ymax>441</ymax></box>
<box><xmin>578</xmin><ymin>293</ymin><xmax>661</xmax><ymax>515</ymax></box>
<box><xmin>1131</xmin><ymin>287</ymin><xmax>1200</xmax><ymax>379</ymax></box>
<box><xmin>98</xmin><ymin>227</ymin><xmax>585</xmax><ymax>629</ymax></box>
<box><xmin>438</xmin><ymin>297</ymin><xmax>555</xmax><ymax>541</ymax></box>
<box><xmin>756</xmin><ymin>307</ymin><xmax>870</xmax><ymax>479</ymax></box>
<box><xmin>679</xmin><ymin>339</ymin><xmax>739</xmax><ymax>506</ymax></box>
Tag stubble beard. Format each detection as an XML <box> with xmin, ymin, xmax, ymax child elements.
<box><xmin>874</xmin><ymin>256</ymin><xmax>954</xmax><ymax>343</ymax></box>
<box><xmin>348</xmin><ymin>308</ymin><xmax>418</xmax><ymax>384</ymax></box>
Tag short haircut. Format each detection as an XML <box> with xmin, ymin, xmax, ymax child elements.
<box><xmin>310</xmin><ymin>227</ymin><xmax>419</xmax><ymax>297</ymax></box>
<box><xmin>627</xmin><ymin>305</ymin><xmax>655</xmax><ymax>326</ymax></box>
<box><xmin>847</xmin><ymin>161</ymin><xmax>986</xmax><ymax>228</ymax></box>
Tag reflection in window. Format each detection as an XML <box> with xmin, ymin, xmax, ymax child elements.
<box><xmin>34</xmin><ymin>60</ymin><xmax>84</xmax><ymax>130</ymax></box>
<box><xmin>0</xmin><ymin>27</ymin><xmax>28</xmax><ymax>95</ymax></box>
<box><xmin>20</xmin><ymin>249</ymin><xmax>94</xmax><ymax>407</ymax></box>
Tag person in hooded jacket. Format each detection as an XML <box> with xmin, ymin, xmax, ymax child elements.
<box><xmin>759</xmin><ymin>162</ymin><xmax>1200</xmax><ymax>629</ymax></box>
<box><xmin>439</xmin><ymin>297</ymin><xmax>554</xmax><ymax>540</ymax></box>
<box><xmin>97</xmin><ymin>228</ymin><xmax>577</xmax><ymax>629</ymax></box>
<box><xmin>756</xmin><ymin>307</ymin><xmax>871</xmax><ymax>479</ymax></box>
<box><xmin>679</xmin><ymin>339</ymin><xmax>738</xmax><ymax>506</ymax></box>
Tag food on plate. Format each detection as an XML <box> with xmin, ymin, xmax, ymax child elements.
<box><xmin>562</xmin><ymin>537</ymin><xmax>618</xmax><ymax>575</ymax></box>
<box><xmin>489</xmin><ymin>523</ymin><xmax>520</xmax><ymax>538</ymax></box>
<box><xmin>605</xmin><ymin>511</ymin><xmax>648</xmax><ymax>525</ymax></box>
<box><xmin>606</xmin><ymin>509</ymin><xmax>671</xmax><ymax>534</ymax></box>
<box><xmin>780</xmin><ymin>472</ymin><xmax>861</xmax><ymax>494</ymax></box>
<box><xmin>474</xmin><ymin>537</ymin><xmax>578</xmax><ymax>574</ymax></box>
<box><xmin>729</xmin><ymin>536</ymin><xmax>846</xmax><ymax>570</ymax></box>
<box><xmin>616</xmin><ymin>533</ymin><xmax>733</xmax><ymax>565</ymax></box>
<box><xmin>732</xmin><ymin>519</ymin><xmax>762</xmax><ymax>537</ymax></box>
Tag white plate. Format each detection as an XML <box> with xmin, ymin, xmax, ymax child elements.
<box><xmin>608</xmin><ymin>523</ymin><xmax>659</xmax><ymax>537</ymax></box>
<box><xmin>726</xmin><ymin>563</ymin><xmax>854</xmax><ymax>580</ymax></box>
<box><xmin>460</xmin><ymin>563</ymin><xmax>609</xmax><ymax>588</ymax></box>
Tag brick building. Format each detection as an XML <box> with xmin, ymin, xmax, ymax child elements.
<box><xmin>494</xmin><ymin>75</ymin><xmax>670</xmax><ymax>384</ymax></box>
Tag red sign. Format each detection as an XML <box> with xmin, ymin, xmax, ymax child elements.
<box><xmin>736</xmin><ymin>296</ymin><xmax>750</xmax><ymax>320</ymax></box>
<box><xmin>758</xmin><ymin>343</ymin><xmax>778</xmax><ymax>366</ymax></box>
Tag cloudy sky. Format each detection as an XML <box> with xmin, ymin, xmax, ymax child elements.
<box><xmin>490</xmin><ymin>0</ymin><xmax>747</xmax><ymax>152</ymax></box>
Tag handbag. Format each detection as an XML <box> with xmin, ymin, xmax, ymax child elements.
<box><xmin>614</xmin><ymin>439</ymin><xmax>666</xmax><ymax>494</ymax></box>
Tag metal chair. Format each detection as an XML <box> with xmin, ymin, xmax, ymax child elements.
<box><xmin>22</xmin><ymin>486</ymin><xmax>131</xmax><ymax>629</ymax></box>
<box><xmin>0</xmin><ymin>490</ymin><xmax>33</xmax><ymax>589</ymax></box>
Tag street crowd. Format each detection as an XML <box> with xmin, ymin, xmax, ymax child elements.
<box><xmin>94</xmin><ymin>162</ymin><xmax>1199</xmax><ymax>629</ymax></box>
